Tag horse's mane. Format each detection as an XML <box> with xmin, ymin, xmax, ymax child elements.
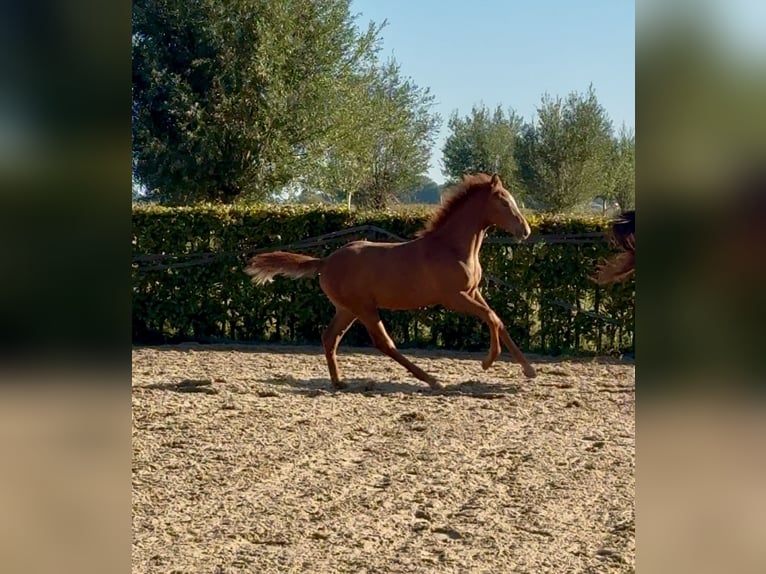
<box><xmin>416</xmin><ymin>173</ymin><xmax>492</xmax><ymax>238</ymax></box>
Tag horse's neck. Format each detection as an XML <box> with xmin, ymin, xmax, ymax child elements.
<box><xmin>428</xmin><ymin>202</ymin><xmax>487</xmax><ymax>262</ymax></box>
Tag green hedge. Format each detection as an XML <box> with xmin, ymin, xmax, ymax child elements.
<box><xmin>132</xmin><ymin>204</ymin><xmax>634</xmax><ymax>355</ymax></box>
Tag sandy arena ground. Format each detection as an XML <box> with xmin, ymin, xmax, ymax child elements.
<box><xmin>132</xmin><ymin>344</ymin><xmax>635</xmax><ymax>573</ymax></box>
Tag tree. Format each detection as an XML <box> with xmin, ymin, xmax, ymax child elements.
<box><xmin>132</xmin><ymin>0</ymin><xmax>384</xmax><ymax>204</ymax></box>
<box><xmin>301</xmin><ymin>58</ymin><xmax>440</xmax><ymax>209</ymax></box>
<box><xmin>517</xmin><ymin>85</ymin><xmax>614</xmax><ymax>212</ymax></box>
<box><xmin>606</xmin><ymin>124</ymin><xmax>635</xmax><ymax>211</ymax></box>
<box><xmin>357</xmin><ymin>60</ymin><xmax>441</xmax><ymax>208</ymax></box>
<box><xmin>441</xmin><ymin>104</ymin><xmax>524</xmax><ymax>192</ymax></box>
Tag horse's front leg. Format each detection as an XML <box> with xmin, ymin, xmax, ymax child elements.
<box><xmin>473</xmin><ymin>291</ymin><xmax>537</xmax><ymax>378</ymax></box>
<box><xmin>442</xmin><ymin>291</ymin><xmax>502</xmax><ymax>370</ymax></box>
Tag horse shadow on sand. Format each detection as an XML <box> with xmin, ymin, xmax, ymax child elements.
<box><xmin>137</xmin><ymin>343</ymin><xmax>631</xmax><ymax>398</ymax></box>
<box><xmin>260</xmin><ymin>374</ymin><xmax>524</xmax><ymax>398</ymax></box>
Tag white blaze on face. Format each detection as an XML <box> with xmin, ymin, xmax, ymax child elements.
<box><xmin>506</xmin><ymin>191</ymin><xmax>521</xmax><ymax>214</ymax></box>
<box><xmin>501</xmin><ymin>188</ymin><xmax>530</xmax><ymax>237</ymax></box>
<box><xmin>499</xmin><ymin>188</ymin><xmax>520</xmax><ymax>219</ymax></box>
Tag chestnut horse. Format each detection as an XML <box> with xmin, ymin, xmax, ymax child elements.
<box><xmin>245</xmin><ymin>173</ymin><xmax>537</xmax><ymax>390</ymax></box>
<box><xmin>592</xmin><ymin>210</ymin><xmax>635</xmax><ymax>285</ymax></box>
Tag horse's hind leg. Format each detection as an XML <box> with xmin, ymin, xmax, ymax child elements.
<box><xmin>358</xmin><ymin>310</ymin><xmax>443</xmax><ymax>390</ymax></box>
<box><xmin>321</xmin><ymin>307</ymin><xmax>356</xmax><ymax>389</ymax></box>
<box><xmin>473</xmin><ymin>291</ymin><xmax>536</xmax><ymax>378</ymax></box>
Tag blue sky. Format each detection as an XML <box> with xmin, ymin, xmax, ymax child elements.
<box><xmin>351</xmin><ymin>0</ymin><xmax>635</xmax><ymax>183</ymax></box>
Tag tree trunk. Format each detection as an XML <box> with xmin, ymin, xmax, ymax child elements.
<box><xmin>371</xmin><ymin>188</ymin><xmax>388</xmax><ymax>209</ymax></box>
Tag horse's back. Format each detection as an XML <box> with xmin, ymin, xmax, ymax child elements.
<box><xmin>319</xmin><ymin>239</ymin><xmax>442</xmax><ymax>310</ymax></box>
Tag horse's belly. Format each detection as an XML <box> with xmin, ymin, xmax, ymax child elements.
<box><xmin>371</xmin><ymin>275</ymin><xmax>440</xmax><ymax>310</ymax></box>
<box><xmin>376</xmin><ymin>292</ymin><xmax>438</xmax><ymax>311</ymax></box>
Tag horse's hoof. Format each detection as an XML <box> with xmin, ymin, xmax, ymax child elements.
<box><xmin>428</xmin><ymin>378</ymin><xmax>444</xmax><ymax>390</ymax></box>
<box><xmin>523</xmin><ymin>365</ymin><xmax>537</xmax><ymax>378</ymax></box>
<box><xmin>481</xmin><ymin>358</ymin><xmax>493</xmax><ymax>370</ymax></box>
<box><xmin>332</xmin><ymin>380</ymin><xmax>348</xmax><ymax>390</ymax></box>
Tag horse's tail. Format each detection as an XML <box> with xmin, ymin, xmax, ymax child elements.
<box><xmin>244</xmin><ymin>251</ymin><xmax>323</xmax><ymax>285</ymax></box>
<box><xmin>591</xmin><ymin>210</ymin><xmax>635</xmax><ymax>285</ymax></box>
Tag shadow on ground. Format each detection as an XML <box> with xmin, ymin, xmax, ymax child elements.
<box><xmin>261</xmin><ymin>374</ymin><xmax>523</xmax><ymax>398</ymax></box>
<box><xmin>141</xmin><ymin>379</ymin><xmax>219</xmax><ymax>394</ymax></box>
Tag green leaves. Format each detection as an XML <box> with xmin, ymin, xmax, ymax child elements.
<box><xmin>307</xmin><ymin>57</ymin><xmax>441</xmax><ymax>209</ymax></box>
<box><xmin>606</xmin><ymin>125</ymin><xmax>636</xmax><ymax>211</ymax></box>
<box><xmin>441</xmin><ymin>86</ymin><xmax>632</xmax><ymax>215</ymax></box>
<box><xmin>132</xmin><ymin>0</ymin><xmax>440</xmax><ymax>206</ymax></box>
<box><xmin>517</xmin><ymin>85</ymin><xmax>615</xmax><ymax>212</ymax></box>
<box><xmin>442</xmin><ymin>105</ymin><xmax>524</xmax><ymax>195</ymax></box>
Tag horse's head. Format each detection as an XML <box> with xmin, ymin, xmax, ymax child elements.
<box><xmin>484</xmin><ymin>174</ymin><xmax>531</xmax><ymax>239</ymax></box>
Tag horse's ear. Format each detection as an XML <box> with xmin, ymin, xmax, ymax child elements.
<box><xmin>490</xmin><ymin>173</ymin><xmax>500</xmax><ymax>187</ymax></box>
